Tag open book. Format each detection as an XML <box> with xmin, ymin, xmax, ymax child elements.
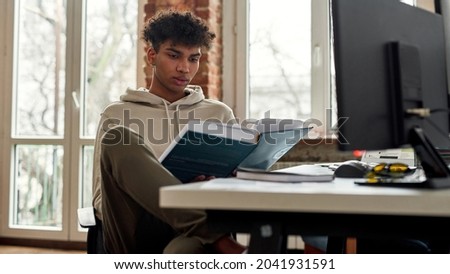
<box><xmin>236</xmin><ymin>165</ymin><xmax>334</xmax><ymax>183</ymax></box>
<box><xmin>159</xmin><ymin>119</ymin><xmax>311</xmax><ymax>183</ymax></box>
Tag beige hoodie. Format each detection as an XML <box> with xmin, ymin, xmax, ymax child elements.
<box><xmin>92</xmin><ymin>85</ymin><xmax>236</xmax><ymax>219</ymax></box>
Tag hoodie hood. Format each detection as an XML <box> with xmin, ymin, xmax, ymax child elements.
<box><xmin>119</xmin><ymin>85</ymin><xmax>205</xmax><ymax>108</ymax></box>
<box><xmin>118</xmin><ymin>85</ymin><xmax>207</xmax><ymax>143</ymax></box>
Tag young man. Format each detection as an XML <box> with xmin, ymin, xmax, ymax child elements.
<box><xmin>92</xmin><ymin>10</ymin><xmax>245</xmax><ymax>253</ymax></box>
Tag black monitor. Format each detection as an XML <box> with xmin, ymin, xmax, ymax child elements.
<box><xmin>332</xmin><ymin>0</ymin><xmax>450</xmax><ymax>188</ymax></box>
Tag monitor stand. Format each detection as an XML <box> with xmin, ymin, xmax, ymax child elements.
<box><xmin>409</xmin><ymin>127</ymin><xmax>450</xmax><ymax>189</ymax></box>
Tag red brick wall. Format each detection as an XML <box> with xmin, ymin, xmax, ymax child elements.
<box><xmin>143</xmin><ymin>0</ymin><xmax>223</xmax><ymax>100</ymax></box>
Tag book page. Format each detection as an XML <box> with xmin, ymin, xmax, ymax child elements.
<box><xmin>253</xmin><ymin>118</ymin><xmax>306</xmax><ymax>134</ymax></box>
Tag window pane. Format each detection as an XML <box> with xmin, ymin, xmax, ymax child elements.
<box><xmin>83</xmin><ymin>0</ymin><xmax>138</xmax><ymax>137</ymax></box>
<box><xmin>15</xmin><ymin>0</ymin><xmax>66</xmax><ymax>137</ymax></box>
<box><xmin>249</xmin><ymin>0</ymin><xmax>311</xmax><ymax>120</ymax></box>
<box><xmin>80</xmin><ymin>145</ymin><xmax>94</xmax><ymax>208</ymax></box>
<box><xmin>12</xmin><ymin>145</ymin><xmax>63</xmax><ymax>228</ymax></box>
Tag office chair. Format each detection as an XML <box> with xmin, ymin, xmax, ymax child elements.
<box><xmin>78</xmin><ymin>207</ymin><xmax>177</xmax><ymax>254</ymax></box>
<box><xmin>77</xmin><ymin>207</ymin><xmax>106</xmax><ymax>254</ymax></box>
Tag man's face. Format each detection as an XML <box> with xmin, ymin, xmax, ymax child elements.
<box><xmin>147</xmin><ymin>41</ymin><xmax>202</xmax><ymax>100</ymax></box>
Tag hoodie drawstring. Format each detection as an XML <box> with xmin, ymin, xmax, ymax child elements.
<box><xmin>174</xmin><ymin>105</ymin><xmax>181</xmax><ymax>137</ymax></box>
<box><xmin>162</xmin><ymin>101</ymin><xmax>173</xmax><ymax>142</ymax></box>
<box><xmin>162</xmin><ymin>101</ymin><xmax>182</xmax><ymax>142</ymax></box>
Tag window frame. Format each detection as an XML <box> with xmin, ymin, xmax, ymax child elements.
<box><xmin>0</xmin><ymin>0</ymin><xmax>83</xmax><ymax>241</ymax></box>
<box><xmin>0</xmin><ymin>0</ymin><xmax>10</xmax><ymax>238</ymax></box>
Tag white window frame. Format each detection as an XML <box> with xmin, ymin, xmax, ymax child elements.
<box><xmin>0</xmin><ymin>0</ymin><xmax>9</xmax><ymax>237</ymax></box>
<box><xmin>0</xmin><ymin>0</ymin><xmax>17</xmax><ymax>239</ymax></box>
<box><xmin>222</xmin><ymin>0</ymin><xmax>332</xmax><ymax>130</ymax></box>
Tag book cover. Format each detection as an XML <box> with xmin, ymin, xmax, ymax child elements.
<box><xmin>159</xmin><ymin>119</ymin><xmax>310</xmax><ymax>183</ymax></box>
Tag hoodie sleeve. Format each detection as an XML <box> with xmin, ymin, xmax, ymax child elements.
<box><xmin>223</xmin><ymin>107</ymin><xmax>238</xmax><ymax>125</ymax></box>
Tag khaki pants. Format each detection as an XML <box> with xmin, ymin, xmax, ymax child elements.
<box><xmin>100</xmin><ymin>125</ymin><xmax>222</xmax><ymax>253</ymax></box>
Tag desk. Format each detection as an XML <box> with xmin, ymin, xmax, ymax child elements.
<box><xmin>159</xmin><ymin>177</ymin><xmax>450</xmax><ymax>253</ymax></box>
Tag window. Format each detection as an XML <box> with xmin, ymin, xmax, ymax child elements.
<box><xmin>223</xmin><ymin>0</ymin><xmax>434</xmax><ymax>137</ymax></box>
<box><xmin>223</xmin><ymin>0</ymin><xmax>332</xmax><ymax>137</ymax></box>
<box><xmin>0</xmin><ymin>0</ymin><xmax>140</xmax><ymax>241</ymax></box>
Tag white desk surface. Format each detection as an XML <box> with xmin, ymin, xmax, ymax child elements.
<box><xmin>160</xmin><ymin>177</ymin><xmax>450</xmax><ymax>217</ymax></box>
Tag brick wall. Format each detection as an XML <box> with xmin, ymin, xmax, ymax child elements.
<box><xmin>143</xmin><ymin>0</ymin><xmax>223</xmax><ymax>100</ymax></box>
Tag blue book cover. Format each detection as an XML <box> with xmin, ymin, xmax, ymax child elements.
<box><xmin>159</xmin><ymin>119</ymin><xmax>310</xmax><ymax>183</ymax></box>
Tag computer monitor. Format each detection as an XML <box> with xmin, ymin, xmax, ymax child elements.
<box><xmin>332</xmin><ymin>0</ymin><xmax>450</xmax><ymax>188</ymax></box>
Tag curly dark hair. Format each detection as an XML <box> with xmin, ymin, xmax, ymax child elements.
<box><xmin>142</xmin><ymin>10</ymin><xmax>216</xmax><ymax>52</ymax></box>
